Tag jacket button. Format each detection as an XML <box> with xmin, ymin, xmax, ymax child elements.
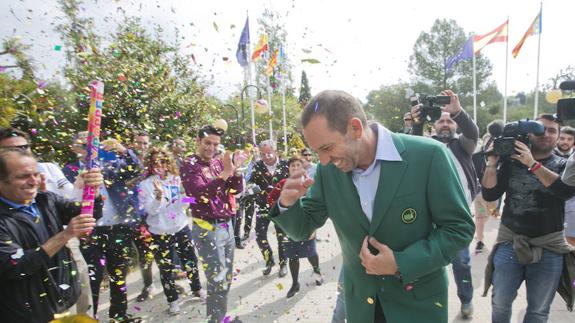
<box><xmin>405</xmin><ymin>283</ymin><xmax>414</xmax><ymax>292</ymax></box>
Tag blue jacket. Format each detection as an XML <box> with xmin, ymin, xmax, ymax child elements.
<box><xmin>63</xmin><ymin>149</ymin><xmax>142</xmax><ymax>223</ymax></box>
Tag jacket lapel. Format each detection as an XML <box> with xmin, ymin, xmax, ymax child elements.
<box><xmin>369</xmin><ymin>134</ymin><xmax>408</xmax><ymax>235</ymax></box>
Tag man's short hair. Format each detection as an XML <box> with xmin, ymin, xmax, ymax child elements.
<box><xmin>0</xmin><ymin>127</ymin><xmax>30</xmax><ymax>143</ymax></box>
<box><xmin>0</xmin><ymin>149</ymin><xmax>34</xmax><ymax>182</ymax></box>
<box><xmin>536</xmin><ymin>114</ymin><xmax>561</xmax><ymax>128</ymax></box>
<box><xmin>301</xmin><ymin>90</ymin><xmax>367</xmax><ymax>135</ymax></box>
<box><xmin>197</xmin><ymin>125</ymin><xmax>225</xmax><ymax>139</ymax></box>
<box><xmin>561</xmin><ymin>126</ymin><xmax>575</xmax><ymax>138</ymax></box>
<box><xmin>258</xmin><ymin>139</ymin><xmax>277</xmax><ymax>151</ymax></box>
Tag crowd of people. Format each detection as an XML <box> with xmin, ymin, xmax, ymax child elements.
<box><xmin>1</xmin><ymin>88</ymin><xmax>575</xmax><ymax>323</ymax></box>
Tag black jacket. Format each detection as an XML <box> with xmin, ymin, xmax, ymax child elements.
<box><xmin>0</xmin><ymin>192</ymin><xmax>103</xmax><ymax>323</ymax></box>
<box><xmin>413</xmin><ymin>109</ymin><xmax>480</xmax><ymax>200</ymax></box>
<box><xmin>248</xmin><ymin>159</ymin><xmax>289</xmax><ymax>211</ymax></box>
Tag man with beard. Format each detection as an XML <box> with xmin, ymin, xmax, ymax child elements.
<box><xmin>410</xmin><ymin>89</ymin><xmax>478</xmax><ymax>319</ymax></box>
<box><xmin>555</xmin><ymin>126</ymin><xmax>575</xmax><ymax>246</ymax></box>
<box><xmin>482</xmin><ymin>114</ymin><xmax>575</xmax><ymax>322</ymax></box>
<box><xmin>555</xmin><ymin>126</ymin><xmax>575</xmax><ymax>158</ymax></box>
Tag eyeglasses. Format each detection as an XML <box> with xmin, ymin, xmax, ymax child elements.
<box><xmin>302</xmin><ymin>153</ymin><xmax>312</xmax><ymax>157</ymax></box>
<box><xmin>0</xmin><ymin>144</ymin><xmax>30</xmax><ymax>151</ymax></box>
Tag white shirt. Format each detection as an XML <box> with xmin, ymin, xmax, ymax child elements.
<box><xmin>351</xmin><ymin>124</ymin><xmax>402</xmax><ymax>222</ymax></box>
<box><xmin>264</xmin><ymin>160</ymin><xmax>278</xmax><ymax>175</ymax></box>
<box><xmin>139</xmin><ymin>174</ymin><xmax>189</xmax><ymax>235</ymax></box>
<box><xmin>37</xmin><ymin>162</ymin><xmax>77</xmax><ymax>199</ymax></box>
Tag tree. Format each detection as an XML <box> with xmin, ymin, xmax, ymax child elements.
<box><xmin>544</xmin><ymin>65</ymin><xmax>575</xmax><ymax>91</ymax></box>
<box><xmin>0</xmin><ymin>37</ymin><xmax>35</xmax><ymax>80</ymax></box>
<box><xmin>364</xmin><ymin>83</ymin><xmax>413</xmax><ymax>132</ymax></box>
<box><xmin>58</xmin><ymin>2</ymin><xmax>215</xmax><ymax>145</ymax></box>
<box><xmin>408</xmin><ymin>19</ymin><xmax>492</xmax><ymax>95</ymax></box>
<box><xmin>4</xmin><ymin>0</ymin><xmax>218</xmax><ymax>163</ymax></box>
<box><xmin>298</xmin><ymin>70</ymin><xmax>311</xmax><ymax>106</ymax></box>
<box><xmin>0</xmin><ymin>35</ymin><xmax>75</xmax><ymax>160</ymax></box>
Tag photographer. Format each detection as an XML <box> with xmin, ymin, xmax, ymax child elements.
<box><xmin>482</xmin><ymin>114</ymin><xmax>575</xmax><ymax>322</ymax></box>
<box><xmin>410</xmin><ymin>89</ymin><xmax>478</xmax><ymax>319</ymax></box>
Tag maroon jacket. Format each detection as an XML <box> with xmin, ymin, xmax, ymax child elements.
<box><xmin>181</xmin><ymin>154</ymin><xmax>243</xmax><ymax>220</ymax></box>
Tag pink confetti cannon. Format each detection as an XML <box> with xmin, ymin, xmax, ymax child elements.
<box><xmin>80</xmin><ymin>81</ymin><xmax>104</xmax><ymax>218</ymax></box>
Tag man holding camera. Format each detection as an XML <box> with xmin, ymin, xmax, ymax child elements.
<box><xmin>482</xmin><ymin>114</ymin><xmax>575</xmax><ymax>322</ymax></box>
<box><xmin>410</xmin><ymin>89</ymin><xmax>478</xmax><ymax>319</ymax></box>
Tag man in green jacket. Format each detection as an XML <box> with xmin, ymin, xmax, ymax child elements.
<box><xmin>269</xmin><ymin>90</ymin><xmax>474</xmax><ymax>323</ymax></box>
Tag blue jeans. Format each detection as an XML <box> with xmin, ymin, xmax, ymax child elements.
<box><xmin>331</xmin><ymin>269</ymin><xmax>346</xmax><ymax>323</ymax></box>
<box><xmin>192</xmin><ymin>219</ymin><xmax>235</xmax><ymax>323</ymax></box>
<box><xmin>452</xmin><ymin>247</ymin><xmax>473</xmax><ymax>305</ymax></box>
<box><xmin>491</xmin><ymin>242</ymin><xmax>563</xmax><ymax>323</ymax></box>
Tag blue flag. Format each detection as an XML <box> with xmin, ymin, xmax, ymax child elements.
<box><xmin>236</xmin><ymin>17</ymin><xmax>250</xmax><ymax>67</ymax></box>
<box><xmin>446</xmin><ymin>36</ymin><xmax>474</xmax><ymax>71</ymax></box>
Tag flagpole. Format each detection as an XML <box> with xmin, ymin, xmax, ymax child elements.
<box><xmin>248</xmin><ymin>62</ymin><xmax>257</xmax><ymax>145</ymax></box>
<box><xmin>503</xmin><ymin>17</ymin><xmax>510</xmax><ymax>124</ymax></box>
<box><xmin>266</xmin><ymin>53</ymin><xmax>273</xmax><ymax>141</ymax></box>
<box><xmin>533</xmin><ymin>3</ymin><xmax>542</xmax><ymax>119</ymax></box>
<box><xmin>267</xmin><ymin>78</ymin><xmax>273</xmax><ymax>141</ymax></box>
<box><xmin>472</xmin><ymin>43</ymin><xmax>477</xmax><ymax>122</ymax></box>
<box><xmin>241</xmin><ymin>12</ymin><xmax>256</xmax><ymax>145</ymax></box>
<box><xmin>282</xmin><ymin>76</ymin><xmax>287</xmax><ymax>155</ymax></box>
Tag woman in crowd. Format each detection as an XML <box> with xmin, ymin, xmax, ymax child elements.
<box><xmin>267</xmin><ymin>156</ymin><xmax>323</xmax><ymax>298</ymax></box>
<box><xmin>139</xmin><ymin>147</ymin><xmax>205</xmax><ymax>315</ymax></box>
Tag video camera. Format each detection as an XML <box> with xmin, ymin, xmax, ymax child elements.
<box><xmin>487</xmin><ymin>80</ymin><xmax>575</xmax><ymax>158</ymax></box>
<box><xmin>410</xmin><ymin>94</ymin><xmax>451</xmax><ymax>123</ymax></box>
<box><xmin>491</xmin><ymin>120</ymin><xmax>545</xmax><ymax>157</ymax></box>
<box><xmin>557</xmin><ymin>81</ymin><xmax>575</xmax><ymax>121</ymax></box>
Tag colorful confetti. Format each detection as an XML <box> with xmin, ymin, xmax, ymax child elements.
<box><xmin>10</xmin><ymin>248</ymin><xmax>24</xmax><ymax>259</ymax></box>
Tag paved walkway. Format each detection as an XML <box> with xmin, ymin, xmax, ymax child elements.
<box><xmin>96</xmin><ymin>217</ymin><xmax>574</xmax><ymax>322</ymax></box>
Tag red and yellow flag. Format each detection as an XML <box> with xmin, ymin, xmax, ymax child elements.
<box><xmin>251</xmin><ymin>34</ymin><xmax>268</xmax><ymax>61</ymax></box>
<box><xmin>473</xmin><ymin>20</ymin><xmax>508</xmax><ymax>54</ymax></box>
<box><xmin>512</xmin><ymin>10</ymin><xmax>542</xmax><ymax>58</ymax></box>
<box><xmin>265</xmin><ymin>48</ymin><xmax>279</xmax><ymax>76</ymax></box>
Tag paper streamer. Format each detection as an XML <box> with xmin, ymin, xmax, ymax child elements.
<box><xmin>80</xmin><ymin>81</ymin><xmax>104</xmax><ymax>218</ymax></box>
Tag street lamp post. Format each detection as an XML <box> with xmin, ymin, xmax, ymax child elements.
<box><xmin>240</xmin><ymin>84</ymin><xmax>267</xmax><ymax>145</ymax></box>
<box><xmin>221</xmin><ymin>103</ymin><xmax>240</xmax><ymax>148</ymax></box>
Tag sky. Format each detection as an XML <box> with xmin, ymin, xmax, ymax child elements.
<box><xmin>1</xmin><ymin>0</ymin><xmax>573</xmax><ymax>102</ymax></box>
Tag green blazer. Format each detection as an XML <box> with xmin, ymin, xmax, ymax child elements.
<box><xmin>270</xmin><ymin>132</ymin><xmax>474</xmax><ymax>323</ymax></box>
